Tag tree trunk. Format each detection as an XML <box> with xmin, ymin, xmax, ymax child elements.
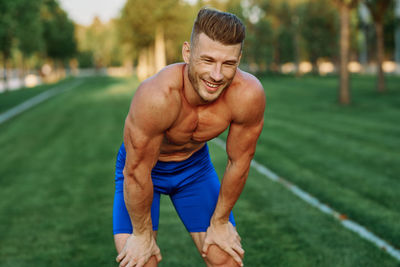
<box><xmin>375</xmin><ymin>19</ymin><xmax>385</xmax><ymax>92</ymax></box>
<box><xmin>396</xmin><ymin>18</ymin><xmax>400</xmax><ymax>70</ymax></box>
<box><xmin>2</xmin><ymin>52</ymin><xmax>9</xmax><ymax>92</ymax></box>
<box><xmin>294</xmin><ymin>33</ymin><xmax>301</xmax><ymax>76</ymax></box>
<box><xmin>359</xmin><ymin>25</ymin><xmax>368</xmax><ymax>69</ymax></box>
<box><xmin>312</xmin><ymin>60</ymin><xmax>319</xmax><ymax>75</ymax></box>
<box><xmin>137</xmin><ymin>48</ymin><xmax>149</xmax><ymax>81</ymax></box>
<box><xmin>272</xmin><ymin>40</ymin><xmax>280</xmax><ymax>73</ymax></box>
<box><xmin>396</xmin><ymin>0</ymin><xmax>400</xmax><ymax>70</ymax></box>
<box><xmin>339</xmin><ymin>3</ymin><xmax>351</xmax><ymax>105</ymax></box>
<box><xmin>358</xmin><ymin>3</ymin><xmax>369</xmax><ymax>70</ymax></box>
<box><xmin>154</xmin><ymin>25</ymin><xmax>166</xmax><ymax>73</ymax></box>
<box><xmin>147</xmin><ymin>45</ymin><xmax>155</xmax><ymax>77</ymax></box>
<box><xmin>137</xmin><ymin>46</ymin><xmax>156</xmax><ymax>81</ymax></box>
<box><xmin>19</xmin><ymin>55</ymin><xmax>26</xmax><ymax>88</ymax></box>
<box><xmin>292</xmin><ymin>15</ymin><xmax>301</xmax><ymax>76</ymax></box>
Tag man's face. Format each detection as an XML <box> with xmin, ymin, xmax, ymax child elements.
<box><xmin>185</xmin><ymin>33</ymin><xmax>242</xmax><ymax>103</ymax></box>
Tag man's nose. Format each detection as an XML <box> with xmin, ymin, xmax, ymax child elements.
<box><xmin>210</xmin><ymin>64</ymin><xmax>223</xmax><ymax>82</ymax></box>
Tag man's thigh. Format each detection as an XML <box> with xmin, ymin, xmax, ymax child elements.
<box><xmin>170</xmin><ymin>165</ymin><xmax>239</xmax><ymax>266</ymax></box>
<box><xmin>170</xmin><ymin>167</ymin><xmax>235</xmax><ymax>233</ymax></box>
<box><xmin>113</xmin><ymin>143</ymin><xmax>162</xmax><ymax>235</ymax></box>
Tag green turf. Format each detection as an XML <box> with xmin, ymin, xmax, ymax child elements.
<box><xmin>0</xmin><ymin>74</ymin><xmax>399</xmax><ymax>266</ymax></box>
<box><xmin>252</xmin><ymin>74</ymin><xmax>400</xmax><ymax>249</ymax></box>
<box><xmin>0</xmin><ymin>78</ymin><xmax>76</xmax><ymax>114</ymax></box>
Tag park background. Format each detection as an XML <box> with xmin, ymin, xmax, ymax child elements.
<box><xmin>1</xmin><ymin>0</ymin><xmax>400</xmax><ymax>266</ymax></box>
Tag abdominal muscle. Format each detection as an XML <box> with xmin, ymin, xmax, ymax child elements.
<box><xmin>158</xmin><ymin>140</ymin><xmax>207</xmax><ymax>162</ymax></box>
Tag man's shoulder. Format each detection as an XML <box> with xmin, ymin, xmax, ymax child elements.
<box><xmin>143</xmin><ymin>63</ymin><xmax>185</xmax><ymax>92</ymax></box>
<box><xmin>227</xmin><ymin>68</ymin><xmax>265</xmax><ymax>105</ymax></box>
<box><xmin>128</xmin><ymin>63</ymin><xmax>184</xmax><ymax>127</ymax></box>
<box><xmin>135</xmin><ymin>63</ymin><xmax>184</xmax><ymax>107</ymax></box>
<box><xmin>224</xmin><ymin>69</ymin><xmax>265</xmax><ymax>124</ymax></box>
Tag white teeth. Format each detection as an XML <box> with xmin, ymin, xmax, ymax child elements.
<box><xmin>204</xmin><ymin>80</ymin><xmax>219</xmax><ymax>88</ymax></box>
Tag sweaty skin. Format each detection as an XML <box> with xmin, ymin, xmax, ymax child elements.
<box><xmin>116</xmin><ymin>33</ymin><xmax>266</xmax><ymax>267</ymax></box>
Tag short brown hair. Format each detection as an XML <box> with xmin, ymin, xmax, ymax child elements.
<box><xmin>191</xmin><ymin>8</ymin><xmax>245</xmax><ymax>49</ymax></box>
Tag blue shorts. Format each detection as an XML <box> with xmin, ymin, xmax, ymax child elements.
<box><xmin>113</xmin><ymin>143</ymin><xmax>235</xmax><ymax>234</ymax></box>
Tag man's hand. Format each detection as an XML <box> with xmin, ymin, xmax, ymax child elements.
<box><xmin>116</xmin><ymin>233</ymin><xmax>162</xmax><ymax>267</ymax></box>
<box><xmin>202</xmin><ymin>221</ymin><xmax>244</xmax><ymax>266</ymax></box>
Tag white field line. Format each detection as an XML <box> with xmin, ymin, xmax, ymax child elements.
<box><xmin>211</xmin><ymin>138</ymin><xmax>400</xmax><ymax>262</ymax></box>
<box><xmin>0</xmin><ymin>80</ymin><xmax>82</xmax><ymax>125</ymax></box>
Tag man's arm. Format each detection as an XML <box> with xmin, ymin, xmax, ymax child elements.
<box><xmin>212</xmin><ymin>115</ymin><xmax>264</xmax><ymax>223</ymax></box>
<box><xmin>116</xmin><ymin>79</ymin><xmax>179</xmax><ymax>267</ymax></box>
<box><xmin>202</xmin><ymin>79</ymin><xmax>266</xmax><ymax>266</ymax></box>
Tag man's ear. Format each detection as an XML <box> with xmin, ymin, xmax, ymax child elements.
<box><xmin>182</xmin><ymin>41</ymin><xmax>191</xmax><ymax>64</ymax></box>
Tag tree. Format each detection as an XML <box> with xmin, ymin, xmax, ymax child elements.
<box><xmin>243</xmin><ymin>17</ymin><xmax>274</xmax><ymax>72</ymax></box>
<box><xmin>0</xmin><ymin>0</ymin><xmax>20</xmax><ymax>90</ymax></box>
<box><xmin>119</xmin><ymin>0</ymin><xmax>191</xmax><ymax>80</ymax></box>
<box><xmin>364</xmin><ymin>0</ymin><xmax>392</xmax><ymax>92</ymax></box>
<box><xmin>0</xmin><ymin>0</ymin><xmax>44</xmax><ymax>89</ymax></box>
<box><xmin>358</xmin><ymin>2</ymin><xmax>370</xmax><ymax>68</ymax></box>
<box><xmin>1</xmin><ymin>0</ymin><xmax>74</xmax><ymax>87</ymax></box>
<box><xmin>275</xmin><ymin>2</ymin><xmax>296</xmax><ymax>66</ymax></box>
<box><xmin>235</xmin><ymin>0</ymin><xmax>297</xmax><ymax>72</ymax></box>
<box><xmin>15</xmin><ymin>0</ymin><xmax>44</xmax><ymax>82</ymax></box>
<box><xmin>301</xmin><ymin>0</ymin><xmax>338</xmax><ymax>73</ymax></box>
<box><xmin>41</xmin><ymin>0</ymin><xmax>76</xmax><ymax>67</ymax></box>
<box><xmin>396</xmin><ymin>0</ymin><xmax>400</xmax><ymax>67</ymax></box>
<box><xmin>75</xmin><ymin>17</ymin><xmax>126</xmax><ymax>68</ymax></box>
<box><xmin>333</xmin><ymin>0</ymin><xmax>360</xmax><ymax>105</ymax></box>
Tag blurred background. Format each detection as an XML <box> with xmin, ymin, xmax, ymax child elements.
<box><xmin>1</xmin><ymin>0</ymin><xmax>400</xmax><ymax>266</ymax></box>
<box><xmin>1</xmin><ymin>0</ymin><xmax>399</xmax><ymax>100</ymax></box>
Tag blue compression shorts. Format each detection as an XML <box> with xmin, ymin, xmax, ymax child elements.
<box><xmin>113</xmin><ymin>143</ymin><xmax>235</xmax><ymax>234</ymax></box>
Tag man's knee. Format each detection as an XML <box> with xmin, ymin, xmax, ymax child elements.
<box><xmin>143</xmin><ymin>255</ymin><xmax>158</xmax><ymax>267</ymax></box>
<box><xmin>205</xmin><ymin>244</ymin><xmax>240</xmax><ymax>267</ymax></box>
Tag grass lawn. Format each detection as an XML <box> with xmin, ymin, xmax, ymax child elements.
<box><xmin>0</xmin><ymin>78</ymin><xmax>76</xmax><ymax>114</ymax></box>
<box><xmin>0</xmin><ymin>74</ymin><xmax>399</xmax><ymax>266</ymax></box>
<box><xmin>253</xmin><ymin>74</ymin><xmax>400</xmax><ymax>249</ymax></box>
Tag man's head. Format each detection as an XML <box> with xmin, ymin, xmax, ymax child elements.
<box><xmin>190</xmin><ymin>8</ymin><xmax>245</xmax><ymax>51</ymax></box>
<box><xmin>182</xmin><ymin>8</ymin><xmax>246</xmax><ymax>103</ymax></box>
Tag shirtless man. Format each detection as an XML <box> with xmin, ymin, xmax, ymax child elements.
<box><xmin>113</xmin><ymin>8</ymin><xmax>265</xmax><ymax>267</ymax></box>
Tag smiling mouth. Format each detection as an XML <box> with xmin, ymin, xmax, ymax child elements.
<box><xmin>202</xmin><ymin>79</ymin><xmax>223</xmax><ymax>91</ymax></box>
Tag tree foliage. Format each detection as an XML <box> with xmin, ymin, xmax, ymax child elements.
<box><xmin>332</xmin><ymin>0</ymin><xmax>360</xmax><ymax>105</ymax></box>
<box><xmin>41</xmin><ymin>0</ymin><xmax>76</xmax><ymax>61</ymax></box>
<box><xmin>1</xmin><ymin>0</ymin><xmax>398</xmax><ymax>85</ymax></box>
<box><xmin>363</xmin><ymin>0</ymin><xmax>392</xmax><ymax>92</ymax></box>
<box><xmin>119</xmin><ymin>0</ymin><xmax>192</xmax><ymax>61</ymax></box>
<box><xmin>364</xmin><ymin>0</ymin><xmax>392</xmax><ymax>21</ymax></box>
<box><xmin>301</xmin><ymin>0</ymin><xmax>338</xmax><ymax>65</ymax></box>
<box><xmin>0</xmin><ymin>0</ymin><xmax>76</xmax><ymax>71</ymax></box>
<box><xmin>16</xmin><ymin>0</ymin><xmax>44</xmax><ymax>57</ymax></box>
<box><xmin>75</xmin><ymin>17</ymin><xmax>124</xmax><ymax>68</ymax></box>
<box><xmin>0</xmin><ymin>0</ymin><xmax>46</xmax><ymax>87</ymax></box>
<box><xmin>0</xmin><ymin>0</ymin><xmax>22</xmax><ymax>60</ymax></box>
<box><xmin>243</xmin><ymin>18</ymin><xmax>274</xmax><ymax>69</ymax></box>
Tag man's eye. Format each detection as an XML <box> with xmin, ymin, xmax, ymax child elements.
<box><xmin>223</xmin><ymin>63</ymin><xmax>236</xmax><ymax>68</ymax></box>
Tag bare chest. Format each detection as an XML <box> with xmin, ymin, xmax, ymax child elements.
<box><xmin>164</xmin><ymin>102</ymin><xmax>231</xmax><ymax>146</ymax></box>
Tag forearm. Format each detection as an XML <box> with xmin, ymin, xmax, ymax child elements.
<box><xmin>212</xmin><ymin>159</ymin><xmax>250</xmax><ymax>224</ymax></box>
<box><xmin>123</xmin><ymin>172</ymin><xmax>154</xmax><ymax>235</ymax></box>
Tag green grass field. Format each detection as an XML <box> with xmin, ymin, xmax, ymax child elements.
<box><xmin>0</xmin><ymin>78</ymin><xmax>75</xmax><ymax>114</ymax></box>
<box><xmin>0</xmin><ymin>74</ymin><xmax>399</xmax><ymax>266</ymax></box>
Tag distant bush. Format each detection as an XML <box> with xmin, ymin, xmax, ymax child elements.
<box><xmin>77</xmin><ymin>51</ymin><xmax>94</xmax><ymax>68</ymax></box>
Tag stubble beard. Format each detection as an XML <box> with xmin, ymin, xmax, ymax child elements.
<box><xmin>187</xmin><ymin>63</ymin><xmax>232</xmax><ymax>104</ymax></box>
<box><xmin>187</xmin><ymin>63</ymin><xmax>209</xmax><ymax>103</ymax></box>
